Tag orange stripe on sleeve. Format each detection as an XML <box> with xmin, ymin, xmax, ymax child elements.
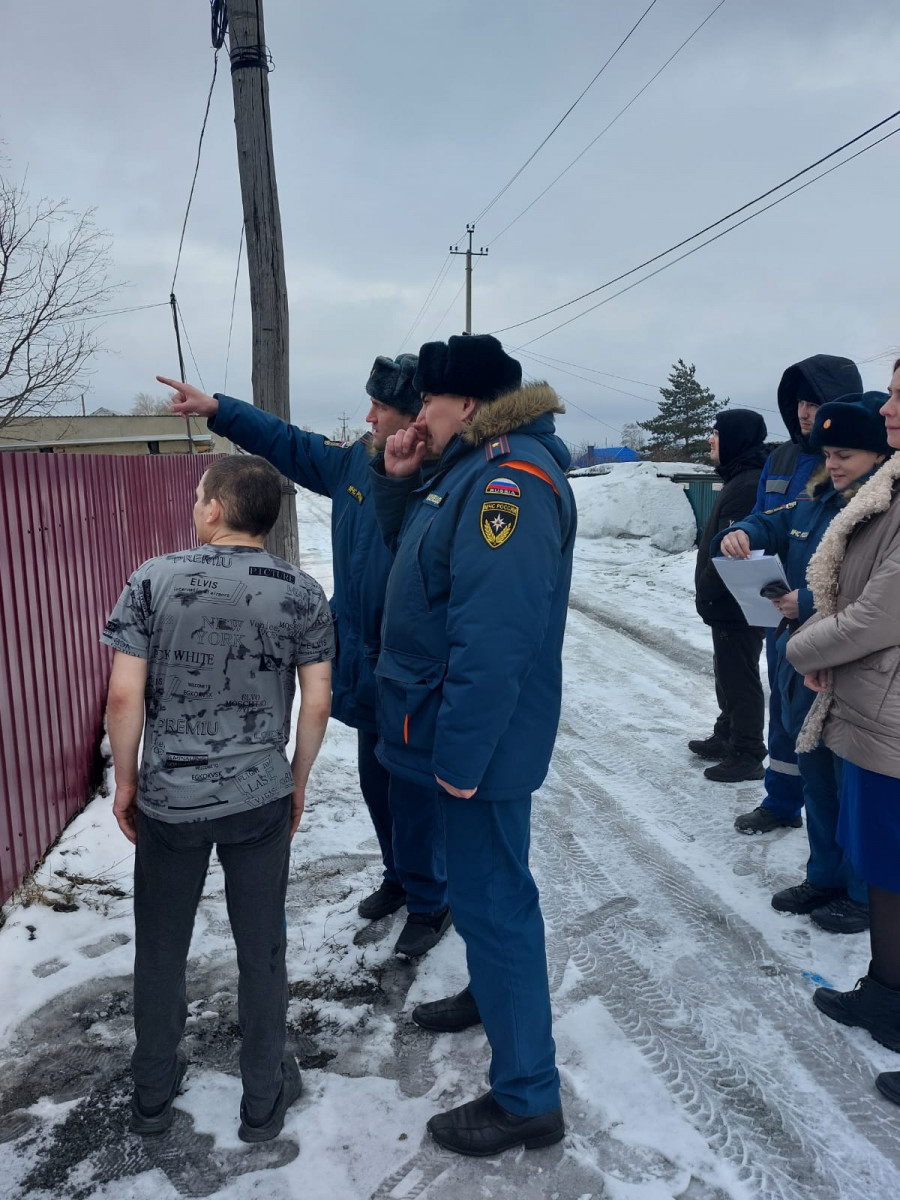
<box><xmin>503</xmin><ymin>460</ymin><xmax>560</xmax><ymax>495</ymax></box>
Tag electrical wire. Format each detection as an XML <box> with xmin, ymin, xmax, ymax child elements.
<box><xmin>171</xmin><ymin>51</ymin><xmax>221</xmax><ymax>293</ymax></box>
<box><xmin>44</xmin><ymin>301</ymin><xmax>170</xmax><ymax>325</ymax></box>
<box><xmin>396</xmin><ymin>253</ymin><xmax>454</xmax><ymax>353</ymax></box>
<box><xmin>223</xmin><ymin>223</ymin><xmax>245</xmax><ymax>393</ymax></box>
<box><xmin>425</xmin><ymin>280</ymin><xmax>467</xmax><ymax>342</ymax></box>
<box><xmin>492</xmin><ymin>108</ymin><xmax>900</xmax><ymax>340</ymax></box>
<box><xmin>511</xmin><ymin>348</ymin><xmax>659</xmax><ymax>390</ymax></box>
<box><xmin>210</xmin><ymin>0</ymin><xmax>228</xmax><ymax>48</ymax></box>
<box><xmin>485</xmin><ymin>0</ymin><xmax>727</xmax><ymax>247</ymax></box>
<box><xmin>471</xmin><ymin>0</ymin><xmax>662</xmax><ymax>227</ymax></box>
<box><xmin>175</xmin><ymin>299</ymin><xmax>207</xmax><ymax>394</ymax></box>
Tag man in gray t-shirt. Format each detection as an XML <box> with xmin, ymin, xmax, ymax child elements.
<box><xmin>103</xmin><ymin>454</ymin><xmax>332</xmax><ymax>1143</ymax></box>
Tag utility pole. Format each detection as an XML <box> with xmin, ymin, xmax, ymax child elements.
<box><xmin>227</xmin><ymin>2</ymin><xmax>298</xmax><ymax>564</ymax></box>
<box><xmin>338</xmin><ymin>413</ymin><xmax>349</xmax><ymax>441</ymax></box>
<box><xmin>450</xmin><ymin>225</ymin><xmax>488</xmax><ymax>334</ymax></box>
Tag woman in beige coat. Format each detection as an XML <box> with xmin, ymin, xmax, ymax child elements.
<box><xmin>786</xmin><ymin>357</ymin><xmax>900</xmax><ymax>1107</ymax></box>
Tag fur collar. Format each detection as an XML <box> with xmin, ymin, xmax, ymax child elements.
<box><xmin>805</xmin><ymin>451</ymin><xmax>900</xmax><ymax>615</ymax></box>
<box><xmin>462</xmin><ymin>382</ymin><xmax>564</xmax><ymax>445</ymax></box>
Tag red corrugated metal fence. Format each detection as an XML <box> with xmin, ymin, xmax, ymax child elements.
<box><xmin>0</xmin><ymin>453</ymin><xmax>217</xmax><ymax>905</ymax></box>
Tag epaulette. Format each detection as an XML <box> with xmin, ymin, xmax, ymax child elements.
<box><xmin>762</xmin><ymin>500</ymin><xmax>797</xmax><ymax>515</ymax></box>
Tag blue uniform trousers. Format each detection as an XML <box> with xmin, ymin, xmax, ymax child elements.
<box><xmin>761</xmin><ymin>631</ymin><xmax>804</xmax><ymax>818</ymax></box>
<box><xmin>442</xmin><ymin>790</ymin><xmax>560</xmax><ymax>1116</ymax></box>
<box><xmin>386</xmin><ymin>773</ymin><xmax>448</xmax><ymax>913</ymax></box>
<box><xmin>357</xmin><ymin>730</ymin><xmax>399</xmax><ymax>887</ymax></box>
<box><xmin>799</xmin><ymin>746</ymin><xmax>868</xmax><ymax>905</ymax></box>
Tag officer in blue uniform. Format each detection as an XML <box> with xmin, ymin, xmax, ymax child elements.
<box><xmin>159</xmin><ymin>362</ymin><xmax>450</xmax><ymax>959</ymax></box>
<box><xmin>371</xmin><ymin>334</ymin><xmax>575</xmax><ymax>1157</ymax></box>
<box><xmin>714</xmin><ymin>394</ymin><xmax>889</xmax><ymax>933</ymax></box>
<box><xmin>729</xmin><ymin>354</ymin><xmax>864</xmax><ymax>834</ymax></box>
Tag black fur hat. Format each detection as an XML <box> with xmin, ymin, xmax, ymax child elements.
<box><xmin>365</xmin><ymin>353</ymin><xmax>421</xmax><ymax>416</ymax></box>
<box><xmin>413</xmin><ymin>334</ymin><xmax>522</xmax><ymax>402</ymax></box>
<box><xmin>809</xmin><ymin>392</ymin><xmax>890</xmax><ymax>455</ymax></box>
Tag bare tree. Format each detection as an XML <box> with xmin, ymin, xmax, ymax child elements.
<box><xmin>620</xmin><ymin>422</ymin><xmax>647</xmax><ymax>454</ymax></box>
<box><xmin>0</xmin><ymin>173</ymin><xmax>115</xmax><ymax>430</ymax></box>
<box><xmin>131</xmin><ymin>392</ymin><xmax>171</xmax><ymax>416</ymax></box>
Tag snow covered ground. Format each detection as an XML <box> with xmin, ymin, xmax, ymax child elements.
<box><xmin>1</xmin><ymin>466</ymin><xmax>899</xmax><ymax>1200</ymax></box>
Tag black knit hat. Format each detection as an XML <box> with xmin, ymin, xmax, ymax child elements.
<box><xmin>413</xmin><ymin>334</ymin><xmax>522</xmax><ymax>402</ymax></box>
<box><xmin>809</xmin><ymin>392</ymin><xmax>890</xmax><ymax>455</ymax></box>
<box><xmin>713</xmin><ymin>408</ymin><xmax>767</xmax><ymax>466</ymax></box>
<box><xmin>365</xmin><ymin>353</ymin><xmax>421</xmax><ymax>416</ymax></box>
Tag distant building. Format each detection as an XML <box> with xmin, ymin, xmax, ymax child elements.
<box><xmin>0</xmin><ymin>414</ymin><xmax>229</xmax><ymax>457</ymax></box>
<box><xmin>569</xmin><ymin>445</ymin><xmax>642</xmax><ymax>469</ymax></box>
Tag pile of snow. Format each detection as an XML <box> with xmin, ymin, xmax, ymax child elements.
<box><xmin>569</xmin><ymin>461</ymin><xmax>698</xmax><ymax>553</ymax></box>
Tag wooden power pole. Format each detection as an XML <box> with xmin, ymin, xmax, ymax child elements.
<box><xmin>227</xmin><ymin>2</ymin><xmax>298</xmax><ymax>564</ymax></box>
<box><xmin>450</xmin><ymin>225</ymin><xmax>488</xmax><ymax>333</ymax></box>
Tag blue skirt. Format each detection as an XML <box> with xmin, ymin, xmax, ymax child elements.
<box><xmin>837</xmin><ymin>760</ymin><xmax>900</xmax><ymax>891</ymax></box>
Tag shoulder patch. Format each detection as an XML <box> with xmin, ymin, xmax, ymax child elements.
<box><xmin>348</xmin><ymin>484</ymin><xmax>364</xmax><ymax>504</ymax></box>
<box><xmin>323</xmin><ymin>438</ymin><xmax>348</xmax><ymax>448</ymax></box>
<box><xmin>480</xmin><ymin>500</ymin><xmax>519</xmax><ymax>548</ymax></box>
<box><xmin>504</xmin><ymin>459</ymin><xmax>560</xmax><ymax>496</ymax></box>
<box><xmin>485</xmin><ymin>476</ymin><xmax>521</xmax><ymax>498</ymax></box>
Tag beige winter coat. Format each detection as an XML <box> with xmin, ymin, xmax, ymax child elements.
<box><xmin>786</xmin><ymin>452</ymin><xmax>900</xmax><ymax>777</ymax></box>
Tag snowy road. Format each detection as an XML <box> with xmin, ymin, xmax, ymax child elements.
<box><xmin>1</xmin><ymin>486</ymin><xmax>898</xmax><ymax>1199</ymax></box>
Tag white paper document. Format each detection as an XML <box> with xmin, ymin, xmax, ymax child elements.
<box><xmin>712</xmin><ymin>552</ymin><xmax>790</xmax><ymax>628</ymax></box>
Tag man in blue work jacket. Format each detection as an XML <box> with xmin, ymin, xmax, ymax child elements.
<box><xmin>727</xmin><ymin>354</ymin><xmax>862</xmax><ymax>835</ymax></box>
<box><xmin>371</xmin><ymin>334</ymin><xmax>575</xmax><ymax>1157</ymax></box>
<box><xmin>160</xmin><ymin>361</ymin><xmax>450</xmax><ymax>959</ymax></box>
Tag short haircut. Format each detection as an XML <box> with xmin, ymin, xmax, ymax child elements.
<box><xmin>201</xmin><ymin>455</ymin><xmax>283</xmax><ymax>536</ymax></box>
<box><xmin>894</xmin><ymin>357</ymin><xmax>900</xmax><ymax>373</ymax></box>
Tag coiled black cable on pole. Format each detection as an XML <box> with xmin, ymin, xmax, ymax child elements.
<box><xmin>210</xmin><ymin>0</ymin><xmax>228</xmax><ymax>49</ymax></box>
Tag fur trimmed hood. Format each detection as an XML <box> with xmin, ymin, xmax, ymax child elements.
<box><xmin>462</xmin><ymin>381</ymin><xmax>565</xmax><ymax>444</ymax></box>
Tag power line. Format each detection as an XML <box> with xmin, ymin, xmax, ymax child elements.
<box><xmin>425</xmin><ymin>279</ymin><xmax>467</xmax><ymax>342</ymax></box>
<box><xmin>471</xmin><ymin>0</ymin><xmax>662</xmax><ymax>227</ymax></box>
<box><xmin>171</xmin><ymin>48</ymin><xmax>221</xmax><ymax>293</ymax></box>
<box><xmin>45</xmin><ymin>301</ymin><xmax>170</xmax><ymax>325</ymax></box>
<box><xmin>397</xmin><ymin>253</ymin><xmax>454</xmax><ymax>353</ymax></box>
<box><xmin>223</xmin><ymin>222</ymin><xmax>245</xmax><ymax>393</ymax></box>
<box><xmin>175</xmin><ymin>299</ymin><xmax>207</xmax><ymax>394</ymax></box>
<box><xmin>485</xmin><ymin>0</ymin><xmax>727</xmax><ymax>247</ymax></box>
<box><xmin>512</xmin><ymin>348</ymin><xmax>658</xmax><ymax>389</ymax></box>
<box><xmin>491</xmin><ymin>106</ymin><xmax>900</xmax><ymax>339</ymax></box>
<box><xmin>518</xmin><ymin>122</ymin><xmax>900</xmax><ymax>346</ymax></box>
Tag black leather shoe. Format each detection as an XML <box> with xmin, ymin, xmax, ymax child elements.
<box><xmin>809</xmin><ymin>895</ymin><xmax>870</xmax><ymax>934</ymax></box>
<box><xmin>238</xmin><ymin>1056</ymin><xmax>302</xmax><ymax>1143</ymax></box>
<box><xmin>427</xmin><ymin>1091</ymin><xmax>564</xmax><ymax>1156</ymax></box>
<box><xmin>704</xmin><ymin>756</ymin><xmax>765</xmax><ymax>783</ymax></box>
<box><xmin>687</xmin><ymin>735</ymin><xmax>733</xmax><ymax>761</ymax></box>
<box><xmin>413</xmin><ymin>987</ymin><xmax>482</xmax><ymax>1032</ymax></box>
<box><xmin>813</xmin><ymin>970</ymin><xmax>900</xmax><ymax>1051</ymax></box>
<box><xmin>357</xmin><ymin>880</ymin><xmax>406</xmax><ymax>920</ymax></box>
<box><xmin>876</xmin><ymin>1071</ymin><xmax>900</xmax><ymax>1105</ymax></box>
<box><xmin>394</xmin><ymin>907</ymin><xmax>451</xmax><ymax>959</ymax></box>
<box><xmin>771</xmin><ymin>880</ymin><xmax>842</xmax><ymax>914</ymax></box>
<box><xmin>734</xmin><ymin>805</ymin><xmax>802</xmax><ymax>834</ymax></box>
<box><xmin>130</xmin><ymin>1051</ymin><xmax>188</xmax><ymax>1135</ymax></box>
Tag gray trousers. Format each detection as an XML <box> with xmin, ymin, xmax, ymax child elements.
<box><xmin>132</xmin><ymin>797</ymin><xmax>291</xmax><ymax>1123</ymax></box>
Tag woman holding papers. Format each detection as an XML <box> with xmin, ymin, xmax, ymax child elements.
<box><xmin>785</xmin><ymin>362</ymin><xmax>900</xmax><ymax>1107</ymax></box>
<box><xmin>716</xmin><ymin>394</ymin><xmax>889</xmax><ymax>934</ymax></box>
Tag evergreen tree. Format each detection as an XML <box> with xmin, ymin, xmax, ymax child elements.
<box><xmin>637</xmin><ymin>359</ymin><xmax>723</xmax><ymax>462</ymax></box>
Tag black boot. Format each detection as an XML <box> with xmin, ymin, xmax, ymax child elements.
<box><xmin>357</xmin><ymin>880</ymin><xmax>406</xmax><ymax>920</ymax></box>
<box><xmin>130</xmin><ymin>1051</ymin><xmax>188</xmax><ymax>1135</ymax></box>
<box><xmin>238</xmin><ymin>1056</ymin><xmax>302</xmax><ymax>1143</ymax></box>
<box><xmin>813</xmin><ymin>968</ymin><xmax>900</xmax><ymax>1051</ymax></box>
<box><xmin>394</xmin><ymin>907</ymin><xmax>451</xmax><ymax>959</ymax></box>
<box><xmin>809</xmin><ymin>895</ymin><xmax>870</xmax><ymax>935</ymax></box>
<box><xmin>704</xmin><ymin>755</ymin><xmax>765</xmax><ymax>783</ymax></box>
<box><xmin>427</xmin><ymin>1091</ymin><xmax>564</xmax><ymax>1156</ymax></box>
<box><xmin>687</xmin><ymin>735</ymin><xmax>733</xmax><ymax>761</ymax></box>
<box><xmin>771</xmin><ymin>880</ymin><xmax>842</xmax><ymax>914</ymax></box>
<box><xmin>876</xmin><ymin>1072</ymin><xmax>900</xmax><ymax>1105</ymax></box>
<box><xmin>735</xmin><ymin>805</ymin><xmax>802</xmax><ymax>834</ymax></box>
<box><xmin>413</xmin><ymin>987</ymin><xmax>481</xmax><ymax>1032</ymax></box>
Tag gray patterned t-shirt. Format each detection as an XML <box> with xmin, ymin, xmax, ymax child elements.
<box><xmin>101</xmin><ymin>545</ymin><xmax>334</xmax><ymax>823</ymax></box>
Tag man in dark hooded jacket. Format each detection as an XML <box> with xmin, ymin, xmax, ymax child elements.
<box><xmin>692</xmin><ymin>408</ymin><xmax>769</xmax><ymax>783</ymax></box>
<box><xmin>733</xmin><ymin>354</ymin><xmax>862</xmax><ymax>834</ymax></box>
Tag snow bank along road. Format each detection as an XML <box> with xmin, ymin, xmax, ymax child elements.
<box><xmin>1</xmin><ymin>489</ymin><xmax>899</xmax><ymax>1200</ymax></box>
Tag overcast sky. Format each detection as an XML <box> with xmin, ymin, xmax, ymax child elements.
<box><xmin>2</xmin><ymin>0</ymin><xmax>898</xmax><ymax>448</ymax></box>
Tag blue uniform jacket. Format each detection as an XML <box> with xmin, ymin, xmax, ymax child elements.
<box><xmin>370</xmin><ymin>384</ymin><xmax>576</xmax><ymax>801</ymax></box>
<box><xmin>209</xmin><ymin>395</ymin><xmax>392</xmax><ymax>732</ymax></box>
<box><xmin>711</xmin><ymin>472</ymin><xmax>871</xmax><ymax>735</ymax></box>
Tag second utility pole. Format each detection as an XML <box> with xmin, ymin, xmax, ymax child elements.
<box><xmin>450</xmin><ymin>225</ymin><xmax>488</xmax><ymax>333</ymax></box>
